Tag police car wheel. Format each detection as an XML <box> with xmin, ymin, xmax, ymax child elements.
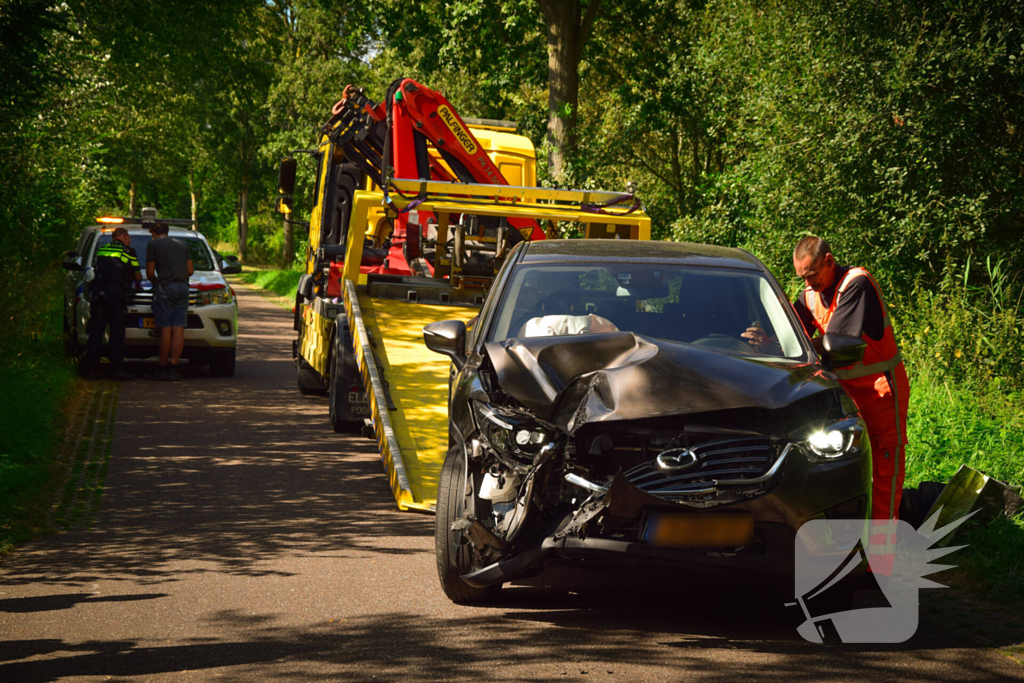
<box><xmin>209</xmin><ymin>347</ymin><xmax>236</xmax><ymax>377</ymax></box>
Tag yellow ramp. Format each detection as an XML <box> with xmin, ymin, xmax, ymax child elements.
<box><xmin>345</xmin><ymin>280</ymin><xmax>477</xmax><ymax>512</ymax></box>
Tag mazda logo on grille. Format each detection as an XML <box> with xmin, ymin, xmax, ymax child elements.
<box><xmin>656</xmin><ymin>448</ymin><xmax>698</xmax><ymax>471</ymax></box>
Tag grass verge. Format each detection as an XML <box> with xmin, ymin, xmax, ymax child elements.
<box><xmin>233</xmin><ymin>265</ymin><xmax>302</xmax><ymax>311</ymax></box>
<box><xmin>905</xmin><ymin>371</ymin><xmax>1024</xmax><ymax>611</ymax></box>
<box><xmin>0</xmin><ymin>266</ymin><xmax>81</xmax><ymax>554</ymax></box>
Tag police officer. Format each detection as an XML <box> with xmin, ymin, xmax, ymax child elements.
<box><xmin>84</xmin><ymin>227</ymin><xmax>142</xmax><ymax>380</ymax></box>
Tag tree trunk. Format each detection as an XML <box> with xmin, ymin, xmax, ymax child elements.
<box><xmin>129</xmin><ymin>180</ymin><xmax>137</xmax><ymax>217</ymax></box>
<box><xmin>237</xmin><ymin>182</ymin><xmax>249</xmax><ymax>261</ymax></box>
<box><xmin>538</xmin><ymin>0</ymin><xmax>602</xmax><ymax>182</ymax></box>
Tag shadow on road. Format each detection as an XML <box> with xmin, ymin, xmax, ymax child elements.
<box><xmin>1</xmin><ymin>587</ymin><xmax>1020</xmax><ymax>683</ymax></box>
<box><xmin>1</xmin><ymin>285</ymin><xmax>432</xmax><ymax>591</ymax></box>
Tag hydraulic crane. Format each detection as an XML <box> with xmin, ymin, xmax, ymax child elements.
<box><xmin>276</xmin><ymin>79</ymin><xmax>651</xmax><ymax>511</ymax></box>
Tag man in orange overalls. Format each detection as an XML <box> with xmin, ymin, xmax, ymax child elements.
<box><xmin>789</xmin><ymin>236</ymin><xmax>910</xmax><ymax>574</ymax></box>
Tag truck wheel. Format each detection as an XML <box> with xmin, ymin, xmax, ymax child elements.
<box><xmin>63</xmin><ymin>308</ymin><xmax>78</xmax><ymax>356</ymax></box>
<box><xmin>209</xmin><ymin>347</ymin><xmax>236</xmax><ymax>377</ymax></box>
<box><xmin>328</xmin><ymin>316</ymin><xmax>363</xmax><ymax>433</ymax></box>
<box><xmin>435</xmin><ymin>444</ymin><xmax>502</xmax><ymax>604</ymax></box>
<box><xmin>297</xmin><ymin>357</ymin><xmax>327</xmax><ymax>395</ymax></box>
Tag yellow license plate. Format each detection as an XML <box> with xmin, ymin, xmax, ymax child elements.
<box><xmin>644</xmin><ymin>513</ymin><xmax>754</xmax><ymax>548</ymax></box>
<box><xmin>140</xmin><ymin>318</ymin><xmax>156</xmax><ymax>329</ymax></box>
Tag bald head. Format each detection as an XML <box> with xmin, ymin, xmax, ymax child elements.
<box><xmin>793</xmin><ymin>235</ymin><xmax>837</xmax><ymax>292</ymax></box>
<box><xmin>794</xmin><ymin>235</ymin><xmax>831</xmax><ymax>262</ymax></box>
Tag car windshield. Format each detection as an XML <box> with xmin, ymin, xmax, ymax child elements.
<box><xmin>487</xmin><ymin>262</ymin><xmax>807</xmax><ymax>360</ymax></box>
<box><xmin>93</xmin><ymin>233</ymin><xmax>216</xmax><ymax>272</ymax></box>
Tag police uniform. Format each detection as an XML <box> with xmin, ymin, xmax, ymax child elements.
<box><xmin>85</xmin><ymin>239</ymin><xmax>141</xmax><ymax>377</ymax></box>
<box><xmin>794</xmin><ymin>266</ymin><xmax>910</xmax><ymax>575</ymax></box>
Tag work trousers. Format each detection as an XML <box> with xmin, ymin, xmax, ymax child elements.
<box><xmin>846</xmin><ymin>367</ymin><xmax>910</xmax><ymax>576</ymax></box>
<box><xmin>85</xmin><ymin>286</ymin><xmax>127</xmax><ymax>374</ymax></box>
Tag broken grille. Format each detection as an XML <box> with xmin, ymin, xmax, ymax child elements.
<box><xmin>624</xmin><ymin>436</ymin><xmax>785</xmax><ymax>500</ymax></box>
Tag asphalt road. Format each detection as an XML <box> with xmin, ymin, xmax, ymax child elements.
<box><xmin>1</xmin><ymin>283</ymin><xmax>1022</xmax><ymax>681</ymax></box>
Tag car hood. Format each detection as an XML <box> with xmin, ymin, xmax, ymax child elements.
<box><xmin>139</xmin><ymin>271</ymin><xmax>227</xmax><ymax>289</ymax></box>
<box><xmin>483</xmin><ymin>332</ymin><xmax>833</xmax><ymax>433</ymax></box>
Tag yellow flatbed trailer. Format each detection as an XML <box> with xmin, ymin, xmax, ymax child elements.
<box><xmin>339</xmin><ymin>180</ymin><xmax>651</xmax><ymax>512</ymax></box>
<box><xmin>345</xmin><ymin>290</ymin><xmax>477</xmax><ymax>511</ymax></box>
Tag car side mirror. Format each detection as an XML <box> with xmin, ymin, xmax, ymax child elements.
<box><xmin>820</xmin><ymin>333</ymin><xmax>867</xmax><ymax>369</ymax></box>
<box><xmin>224</xmin><ymin>255</ymin><xmax>239</xmax><ymax>262</ymax></box>
<box><xmin>221</xmin><ymin>259</ymin><xmax>242</xmax><ymax>275</ymax></box>
<box><xmin>424</xmin><ymin>320</ymin><xmax>467</xmax><ymax>360</ymax></box>
<box><xmin>62</xmin><ymin>252</ymin><xmax>83</xmax><ymax>271</ymax></box>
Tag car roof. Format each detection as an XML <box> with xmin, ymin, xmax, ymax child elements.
<box><xmin>85</xmin><ymin>224</ymin><xmax>208</xmax><ymax>239</ymax></box>
<box><xmin>520</xmin><ymin>239</ymin><xmax>765</xmax><ymax>271</ymax></box>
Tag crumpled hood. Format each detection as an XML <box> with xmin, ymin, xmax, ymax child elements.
<box><xmin>483</xmin><ymin>332</ymin><xmax>833</xmax><ymax>433</ymax></box>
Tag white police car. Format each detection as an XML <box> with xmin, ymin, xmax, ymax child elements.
<box><xmin>62</xmin><ymin>215</ymin><xmax>240</xmax><ymax>376</ymax></box>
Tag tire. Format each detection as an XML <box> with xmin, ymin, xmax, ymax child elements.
<box><xmin>209</xmin><ymin>347</ymin><xmax>236</xmax><ymax>377</ymax></box>
<box><xmin>63</xmin><ymin>307</ymin><xmax>76</xmax><ymax>356</ymax></box>
<box><xmin>297</xmin><ymin>357</ymin><xmax>327</xmax><ymax>395</ymax></box>
<box><xmin>328</xmin><ymin>316</ymin><xmax>364</xmax><ymax>433</ymax></box>
<box><xmin>434</xmin><ymin>444</ymin><xmax>502</xmax><ymax>604</ymax></box>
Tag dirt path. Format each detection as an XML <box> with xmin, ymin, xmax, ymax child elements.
<box><xmin>1</xmin><ymin>283</ymin><xmax>1021</xmax><ymax>681</ymax></box>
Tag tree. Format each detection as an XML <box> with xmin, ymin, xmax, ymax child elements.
<box><xmin>537</xmin><ymin>0</ymin><xmax>601</xmax><ymax>181</ymax></box>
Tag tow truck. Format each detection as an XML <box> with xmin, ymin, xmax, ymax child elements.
<box><xmin>276</xmin><ymin>78</ymin><xmax>652</xmax><ymax>511</ymax></box>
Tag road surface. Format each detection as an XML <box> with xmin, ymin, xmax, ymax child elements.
<box><xmin>1</xmin><ymin>283</ymin><xmax>1021</xmax><ymax>681</ymax></box>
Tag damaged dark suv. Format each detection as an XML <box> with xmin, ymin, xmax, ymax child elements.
<box><xmin>424</xmin><ymin>240</ymin><xmax>872</xmax><ymax>603</ymax></box>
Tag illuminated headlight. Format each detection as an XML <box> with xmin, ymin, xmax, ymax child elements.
<box><xmin>197</xmin><ymin>287</ymin><xmax>234</xmax><ymax>306</ymax></box>
<box><xmin>472</xmin><ymin>400</ymin><xmax>554</xmax><ymax>462</ymax></box>
<box><xmin>801</xmin><ymin>418</ymin><xmax>865</xmax><ymax>459</ymax></box>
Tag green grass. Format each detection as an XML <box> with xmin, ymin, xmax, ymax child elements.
<box><xmin>0</xmin><ymin>267</ymin><xmax>80</xmax><ymax>553</ymax></box>
<box><xmin>906</xmin><ymin>375</ymin><xmax>1024</xmax><ymax>487</ymax></box>
<box><xmin>905</xmin><ymin>371</ymin><xmax>1024</xmax><ymax>609</ymax></box>
<box><xmin>236</xmin><ymin>266</ymin><xmax>302</xmax><ymax>299</ymax></box>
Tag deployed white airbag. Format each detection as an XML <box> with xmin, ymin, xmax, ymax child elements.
<box><xmin>522</xmin><ymin>314</ymin><xmax>619</xmax><ymax>338</ymax></box>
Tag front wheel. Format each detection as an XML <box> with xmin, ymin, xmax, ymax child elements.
<box><xmin>434</xmin><ymin>444</ymin><xmax>502</xmax><ymax>604</ymax></box>
<box><xmin>209</xmin><ymin>347</ymin><xmax>236</xmax><ymax>377</ymax></box>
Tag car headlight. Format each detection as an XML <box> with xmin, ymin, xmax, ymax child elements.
<box><xmin>197</xmin><ymin>286</ymin><xmax>234</xmax><ymax>306</ymax></box>
<box><xmin>800</xmin><ymin>418</ymin><xmax>865</xmax><ymax>460</ymax></box>
<box><xmin>472</xmin><ymin>400</ymin><xmax>554</xmax><ymax>462</ymax></box>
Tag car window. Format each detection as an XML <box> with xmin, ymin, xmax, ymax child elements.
<box><xmin>94</xmin><ymin>234</ymin><xmax>216</xmax><ymax>271</ymax></box>
<box><xmin>487</xmin><ymin>263</ymin><xmax>806</xmax><ymax>360</ymax></box>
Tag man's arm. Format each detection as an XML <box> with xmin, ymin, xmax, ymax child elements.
<box><xmin>127</xmin><ymin>247</ymin><xmax>142</xmax><ymax>284</ymax></box>
<box><xmin>146</xmin><ymin>242</ymin><xmax>156</xmax><ymax>281</ymax></box>
<box><xmin>792</xmin><ymin>292</ymin><xmax>817</xmax><ymax>338</ymax></box>
<box><xmin>187</xmin><ymin>259</ymin><xmax>194</xmax><ymax>276</ymax></box>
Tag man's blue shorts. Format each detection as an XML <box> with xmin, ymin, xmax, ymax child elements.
<box><xmin>153</xmin><ymin>283</ymin><xmax>190</xmax><ymax>328</ymax></box>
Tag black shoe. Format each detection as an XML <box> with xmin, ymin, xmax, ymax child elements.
<box><xmin>167</xmin><ymin>367</ymin><xmax>183</xmax><ymax>382</ymax></box>
<box><xmin>111</xmin><ymin>371</ymin><xmax>135</xmax><ymax>382</ymax></box>
<box><xmin>146</xmin><ymin>366</ymin><xmax>171</xmax><ymax>381</ymax></box>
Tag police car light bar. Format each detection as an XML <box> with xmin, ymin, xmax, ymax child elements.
<box><xmin>94</xmin><ymin>216</ymin><xmax>197</xmax><ymax>226</ymax></box>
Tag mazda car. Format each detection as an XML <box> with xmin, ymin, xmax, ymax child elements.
<box><xmin>424</xmin><ymin>239</ymin><xmax>873</xmax><ymax>603</ymax></box>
